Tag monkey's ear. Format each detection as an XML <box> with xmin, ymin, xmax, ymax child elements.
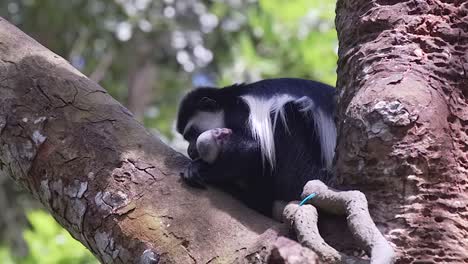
<box><xmin>198</xmin><ymin>97</ymin><xmax>219</xmax><ymax>111</ymax></box>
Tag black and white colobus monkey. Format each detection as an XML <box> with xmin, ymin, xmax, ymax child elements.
<box><xmin>176</xmin><ymin>78</ymin><xmax>337</xmax><ymax>216</ymax></box>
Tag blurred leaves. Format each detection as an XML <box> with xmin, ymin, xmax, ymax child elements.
<box><xmin>1</xmin><ymin>210</ymin><xmax>97</xmax><ymax>264</ymax></box>
<box><xmin>216</xmin><ymin>0</ymin><xmax>337</xmax><ymax>85</ymax></box>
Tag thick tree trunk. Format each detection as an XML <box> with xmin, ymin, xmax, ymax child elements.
<box><xmin>0</xmin><ymin>18</ymin><xmax>298</xmax><ymax>263</ymax></box>
<box><xmin>335</xmin><ymin>0</ymin><xmax>468</xmax><ymax>262</ymax></box>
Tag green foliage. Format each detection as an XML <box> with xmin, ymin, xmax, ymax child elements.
<box><xmin>218</xmin><ymin>0</ymin><xmax>337</xmax><ymax>86</ymax></box>
<box><xmin>0</xmin><ymin>210</ymin><xmax>98</xmax><ymax>264</ymax></box>
<box><xmin>260</xmin><ymin>0</ymin><xmax>315</xmax><ymax>23</ymax></box>
<box><xmin>0</xmin><ymin>247</ymin><xmax>16</xmax><ymax>264</ymax></box>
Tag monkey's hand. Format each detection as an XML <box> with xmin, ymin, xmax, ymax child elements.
<box><xmin>180</xmin><ymin>159</ymin><xmax>208</xmax><ymax>188</ymax></box>
<box><xmin>283</xmin><ymin>180</ymin><xmax>395</xmax><ymax>264</ymax></box>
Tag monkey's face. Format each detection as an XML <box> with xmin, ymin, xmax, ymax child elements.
<box><xmin>181</xmin><ymin>108</ymin><xmax>228</xmax><ymax>162</ymax></box>
<box><xmin>185</xmin><ymin>127</ymin><xmax>232</xmax><ymax>162</ymax></box>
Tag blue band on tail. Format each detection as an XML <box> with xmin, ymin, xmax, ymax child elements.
<box><xmin>299</xmin><ymin>192</ymin><xmax>317</xmax><ymax>206</ymax></box>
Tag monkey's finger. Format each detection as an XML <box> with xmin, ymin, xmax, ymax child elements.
<box><xmin>181</xmin><ymin>166</ymin><xmax>206</xmax><ymax>189</ymax></box>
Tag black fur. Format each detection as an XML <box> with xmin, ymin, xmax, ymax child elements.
<box><xmin>176</xmin><ymin>78</ymin><xmax>336</xmax><ymax>216</ymax></box>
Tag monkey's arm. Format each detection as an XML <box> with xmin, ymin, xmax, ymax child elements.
<box><xmin>182</xmin><ymin>131</ymin><xmax>279</xmax><ymax>215</ymax></box>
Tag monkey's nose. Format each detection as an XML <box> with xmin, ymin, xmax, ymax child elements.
<box><xmin>187</xmin><ymin>144</ymin><xmax>199</xmax><ymax>159</ymax></box>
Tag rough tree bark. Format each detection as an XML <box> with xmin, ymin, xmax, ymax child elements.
<box><xmin>0</xmin><ymin>18</ymin><xmax>320</xmax><ymax>263</ymax></box>
<box><xmin>335</xmin><ymin>0</ymin><xmax>468</xmax><ymax>262</ymax></box>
